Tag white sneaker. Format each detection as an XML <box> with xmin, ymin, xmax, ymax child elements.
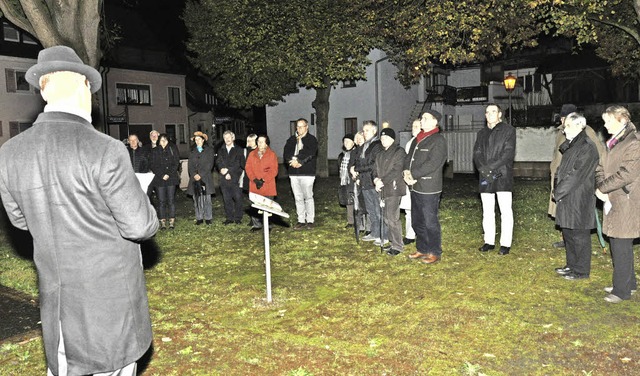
<box><xmin>604</xmin><ymin>286</ymin><xmax>636</xmax><ymax>294</ymax></box>
<box><xmin>604</xmin><ymin>294</ymin><xmax>624</xmax><ymax>303</ymax></box>
<box><xmin>362</xmin><ymin>234</ymin><xmax>376</xmax><ymax>242</ymax></box>
<box><xmin>373</xmin><ymin>238</ymin><xmax>389</xmax><ymax>246</ymax></box>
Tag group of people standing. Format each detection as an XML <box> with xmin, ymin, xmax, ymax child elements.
<box><xmin>339</xmin><ymin>104</ymin><xmax>514</xmax><ymax>265</ymax></box>
<box><xmin>183</xmin><ymin>119</ymin><xmax>319</xmax><ymax>232</ymax></box>
<box><xmin>549</xmin><ymin>104</ymin><xmax>640</xmax><ymax>304</ymax></box>
<box><xmin>126</xmin><ymin>130</ymin><xmax>180</xmax><ymax>230</ymax></box>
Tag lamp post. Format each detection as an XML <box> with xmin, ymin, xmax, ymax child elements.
<box><xmin>503</xmin><ymin>72</ymin><xmax>517</xmax><ymax>126</ymax></box>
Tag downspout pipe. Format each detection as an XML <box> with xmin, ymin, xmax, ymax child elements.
<box><xmin>374</xmin><ymin>53</ymin><xmax>390</xmax><ymax>126</ymax></box>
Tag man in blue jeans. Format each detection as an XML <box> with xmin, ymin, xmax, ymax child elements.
<box><xmin>352</xmin><ymin>120</ymin><xmax>386</xmax><ymax>245</ymax></box>
<box><xmin>404</xmin><ymin>110</ymin><xmax>448</xmax><ymax>264</ymax></box>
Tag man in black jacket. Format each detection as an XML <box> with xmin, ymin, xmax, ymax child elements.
<box><xmin>553</xmin><ymin>112</ymin><xmax>599</xmax><ymax>280</ymax></box>
<box><xmin>404</xmin><ymin>110</ymin><xmax>448</xmax><ymax>264</ymax></box>
<box><xmin>473</xmin><ymin>104</ymin><xmax>516</xmax><ymax>255</ymax></box>
<box><xmin>283</xmin><ymin>118</ymin><xmax>318</xmax><ymax>229</ymax></box>
<box><xmin>127</xmin><ymin>133</ymin><xmax>149</xmax><ymax>173</ymax></box>
<box><xmin>216</xmin><ymin>130</ymin><xmax>246</xmax><ymax>224</ymax></box>
<box><xmin>352</xmin><ymin>120</ymin><xmax>385</xmax><ymax>244</ymax></box>
<box><xmin>373</xmin><ymin>128</ymin><xmax>407</xmax><ymax>256</ymax></box>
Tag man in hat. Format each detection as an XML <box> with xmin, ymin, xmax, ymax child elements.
<box><xmin>548</xmin><ymin>104</ymin><xmax>604</xmax><ymax>248</ymax></box>
<box><xmin>473</xmin><ymin>104</ymin><xmax>516</xmax><ymax>255</ymax></box>
<box><xmin>373</xmin><ymin>127</ymin><xmax>407</xmax><ymax>255</ymax></box>
<box><xmin>404</xmin><ymin>110</ymin><xmax>448</xmax><ymax>264</ymax></box>
<box><xmin>0</xmin><ymin>46</ymin><xmax>158</xmax><ymax>376</ymax></box>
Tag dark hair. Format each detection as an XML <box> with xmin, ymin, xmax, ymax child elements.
<box><xmin>257</xmin><ymin>134</ymin><xmax>270</xmax><ymax>145</ymax></box>
<box><xmin>158</xmin><ymin>133</ymin><xmax>171</xmax><ymax>143</ymax></box>
<box><xmin>486</xmin><ymin>103</ymin><xmax>503</xmax><ymax>112</ymax></box>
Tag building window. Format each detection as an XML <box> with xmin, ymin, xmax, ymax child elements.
<box><xmin>165</xmin><ymin>124</ymin><xmax>177</xmax><ymax>144</ymax></box>
<box><xmin>3</xmin><ymin>23</ymin><xmax>19</xmax><ymax>42</ymax></box>
<box><xmin>9</xmin><ymin>121</ymin><xmax>32</xmax><ymax>138</ymax></box>
<box><xmin>3</xmin><ymin>22</ymin><xmax>38</xmax><ymax>44</ymax></box>
<box><xmin>205</xmin><ymin>93</ymin><xmax>216</xmax><ymax>106</ymax></box>
<box><xmin>5</xmin><ymin>69</ymin><xmax>31</xmax><ymax>93</ymax></box>
<box><xmin>178</xmin><ymin>124</ymin><xmax>186</xmax><ymax>144</ymax></box>
<box><xmin>168</xmin><ymin>87</ymin><xmax>181</xmax><ymax>107</ymax></box>
<box><xmin>116</xmin><ymin>83</ymin><xmax>151</xmax><ymax>105</ymax></box>
<box><xmin>342</xmin><ymin>80</ymin><xmax>356</xmax><ymax>88</ymax></box>
<box><xmin>289</xmin><ymin>120</ymin><xmax>297</xmax><ymax>136</ymax></box>
<box><xmin>344</xmin><ymin>117</ymin><xmax>358</xmax><ymax>135</ymax></box>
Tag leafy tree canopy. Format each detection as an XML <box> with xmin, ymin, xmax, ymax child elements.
<box><xmin>375</xmin><ymin>0</ymin><xmax>541</xmax><ymax>85</ymax></box>
<box><xmin>184</xmin><ymin>0</ymin><xmax>375</xmax><ymax>109</ymax></box>
<box><xmin>532</xmin><ymin>0</ymin><xmax>640</xmax><ymax>78</ymax></box>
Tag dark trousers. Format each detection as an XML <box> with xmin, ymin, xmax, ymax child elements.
<box><xmin>220</xmin><ymin>182</ymin><xmax>244</xmax><ymax>221</ymax></box>
<box><xmin>155</xmin><ymin>185</ymin><xmax>176</xmax><ymax>220</ymax></box>
<box><xmin>610</xmin><ymin>238</ymin><xmax>637</xmax><ymax>299</ymax></box>
<box><xmin>363</xmin><ymin>188</ymin><xmax>385</xmax><ymax>239</ymax></box>
<box><xmin>411</xmin><ymin>192</ymin><xmax>442</xmax><ymax>256</ymax></box>
<box><xmin>562</xmin><ymin>228</ymin><xmax>591</xmax><ymax>275</ymax></box>
<box><xmin>383</xmin><ymin>195</ymin><xmax>403</xmax><ymax>251</ymax></box>
<box><xmin>250</xmin><ymin>195</ymin><xmax>274</xmax><ymax>228</ymax></box>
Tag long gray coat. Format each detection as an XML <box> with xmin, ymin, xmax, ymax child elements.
<box><xmin>0</xmin><ymin>112</ymin><xmax>158</xmax><ymax>375</ymax></box>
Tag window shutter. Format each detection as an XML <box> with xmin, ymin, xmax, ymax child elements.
<box><xmin>5</xmin><ymin>69</ymin><xmax>16</xmax><ymax>93</ymax></box>
<box><xmin>9</xmin><ymin>121</ymin><xmax>19</xmax><ymax>138</ymax></box>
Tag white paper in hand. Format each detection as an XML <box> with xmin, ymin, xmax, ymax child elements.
<box><xmin>135</xmin><ymin>172</ymin><xmax>154</xmax><ymax>192</ymax></box>
<box><xmin>604</xmin><ymin>201</ymin><xmax>612</xmax><ymax>215</ymax></box>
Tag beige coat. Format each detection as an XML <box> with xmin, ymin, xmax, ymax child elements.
<box><xmin>595</xmin><ymin>124</ymin><xmax>640</xmax><ymax>238</ymax></box>
<box><xmin>549</xmin><ymin>125</ymin><xmax>605</xmax><ymax>217</ymax></box>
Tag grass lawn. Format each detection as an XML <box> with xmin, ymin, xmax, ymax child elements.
<box><xmin>1</xmin><ymin>175</ymin><xmax>640</xmax><ymax>375</ymax></box>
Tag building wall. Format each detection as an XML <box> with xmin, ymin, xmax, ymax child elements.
<box><xmin>266</xmin><ymin>49</ymin><xmax>420</xmax><ymax>161</ymax></box>
<box><xmin>0</xmin><ymin>55</ymin><xmax>44</xmax><ymax>143</ymax></box>
<box><xmin>101</xmin><ymin>68</ymin><xmax>189</xmax><ymax>156</ymax></box>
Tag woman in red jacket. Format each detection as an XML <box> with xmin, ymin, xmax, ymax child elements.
<box><xmin>245</xmin><ymin>135</ymin><xmax>279</xmax><ymax>230</ymax></box>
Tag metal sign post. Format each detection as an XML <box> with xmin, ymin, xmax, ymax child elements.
<box><xmin>250</xmin><ymin>193</ymin><xmax>289</xmax><ymax>303</ymax></box>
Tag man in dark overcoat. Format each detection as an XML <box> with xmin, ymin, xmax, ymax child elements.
<box><xmin>473</xmin><ymin>103</ymin><xmax>516</xmax><ymax>255</ymax></box>
<box><xmin>216</xmin><ymin>130</ymin><xmax>246</xmax><ymax>224</ymax></box>
<box><xmin>0</xmin><ymin>46</ymin><xmax>158</xmax><ymax>375</ymax></box>
<box><xmin>553</xmin><ymin>112</ymin><xmax>599</xmax><ymax>280</ymax></box>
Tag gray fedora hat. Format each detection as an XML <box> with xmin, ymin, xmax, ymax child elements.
<box><xmin>26</xmin><ymin>46</ymin><xmax>102</xmax><ymax>93</ymax></box>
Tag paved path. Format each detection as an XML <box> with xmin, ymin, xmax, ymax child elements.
<box><xmin>0</xmin><ymin>284</ymin><xmax>40</xmax><ymax>342</ymax></box>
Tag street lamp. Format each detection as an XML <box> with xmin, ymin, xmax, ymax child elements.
<box><xmin>503</xmin><ymin>72</ymin><xmax>517</xmax><ymax>126</ymax></box>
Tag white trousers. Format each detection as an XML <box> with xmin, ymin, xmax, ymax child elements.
<box><xmin>47</xmin><ymin>321</ymin><xmax>137</xmax><ymax>376</ymax></box>
<box><xmin>480</xmin><ymin>192</ymin><xmax>513</xmax><ymax>247</ymax></box>
<box><xmin>290</xmin><ymin>176</ymin><xmax>315</xmax><ymax>224</ymax></box>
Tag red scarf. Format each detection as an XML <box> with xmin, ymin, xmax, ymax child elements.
<box><xmin>416</xmin><ymin>127</ymin><xmax>440</xmax><ymax>143</ymax></box>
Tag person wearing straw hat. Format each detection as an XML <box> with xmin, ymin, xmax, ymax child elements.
<box><xmin>0</xmin><ymin>46</ymin><xmax>158</xmax><ymax>376</ymax></box>
<box><xmin>187</xmin><ymin>131</ymin><xmax>215</xmax><ymax>225</ymax></box>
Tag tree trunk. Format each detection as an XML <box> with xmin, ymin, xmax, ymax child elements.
<box><xmin>312</xmin><ymin>77</ymin><xmax>331</xmax><ymax>178</ymax></box>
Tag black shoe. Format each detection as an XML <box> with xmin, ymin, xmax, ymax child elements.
<box><xmin>498</xmin><ymin>246</ymin><xmax>510</xmax><ymax>255</ymax></box>
<box><xmin>195</xmin><ymin>220</ymin><xmax>203</xmax><ymax>225</ymax></box>
<box><xmin>478</xmin><ymin>243</ymin><xmax>495</xmax><ymax>252</ymax></box>
<box><xmin>250</xmin><ymin>226</ymin><xmax>263</xmax><ymax>232</ymax></box>
<box><xmin>364</xmin><ymin>231</ymin><xmax>371</xmax><ymax>236</ymax></box>
<box><xmin>306</xmin><ymin>222</ymin><xmax>315</xmax><ymax>229</ymax></box>
<box><xmin>564</xmin><ymin>271</ymin><xmax>589</xmax><ymax>280</ymax></box>
<box><xmin>552</xmin><ymin>241</ymin><xmax>565</xmax><ymax>248</ymax></box>
<box><xmin>223</xmin><ymin>219</ymin><xmax>234</xmax><ymax>225</ymax></box>
<box><xmin>386</xmin><ymin>249</ymin><xmax>402</xmax><ymax>256</ymax></box>
<box><xmin>554</xmin><ymin>266</ymin><xmax>572</xmax><ymax>275</ymax></box>
<box><xmin>403</xmin><ymin>237</ymin><xmax>416</xmax><ymax>245</ymax></box>
<box><xmin>205</xmin><ymin>220</ymin><xmax>212</xmax><ymax>225</ymax></box>
<box><xmin>345</xmin><ymin>224</ymin><xmax>354</xmax><ymax>228</ymax></box>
